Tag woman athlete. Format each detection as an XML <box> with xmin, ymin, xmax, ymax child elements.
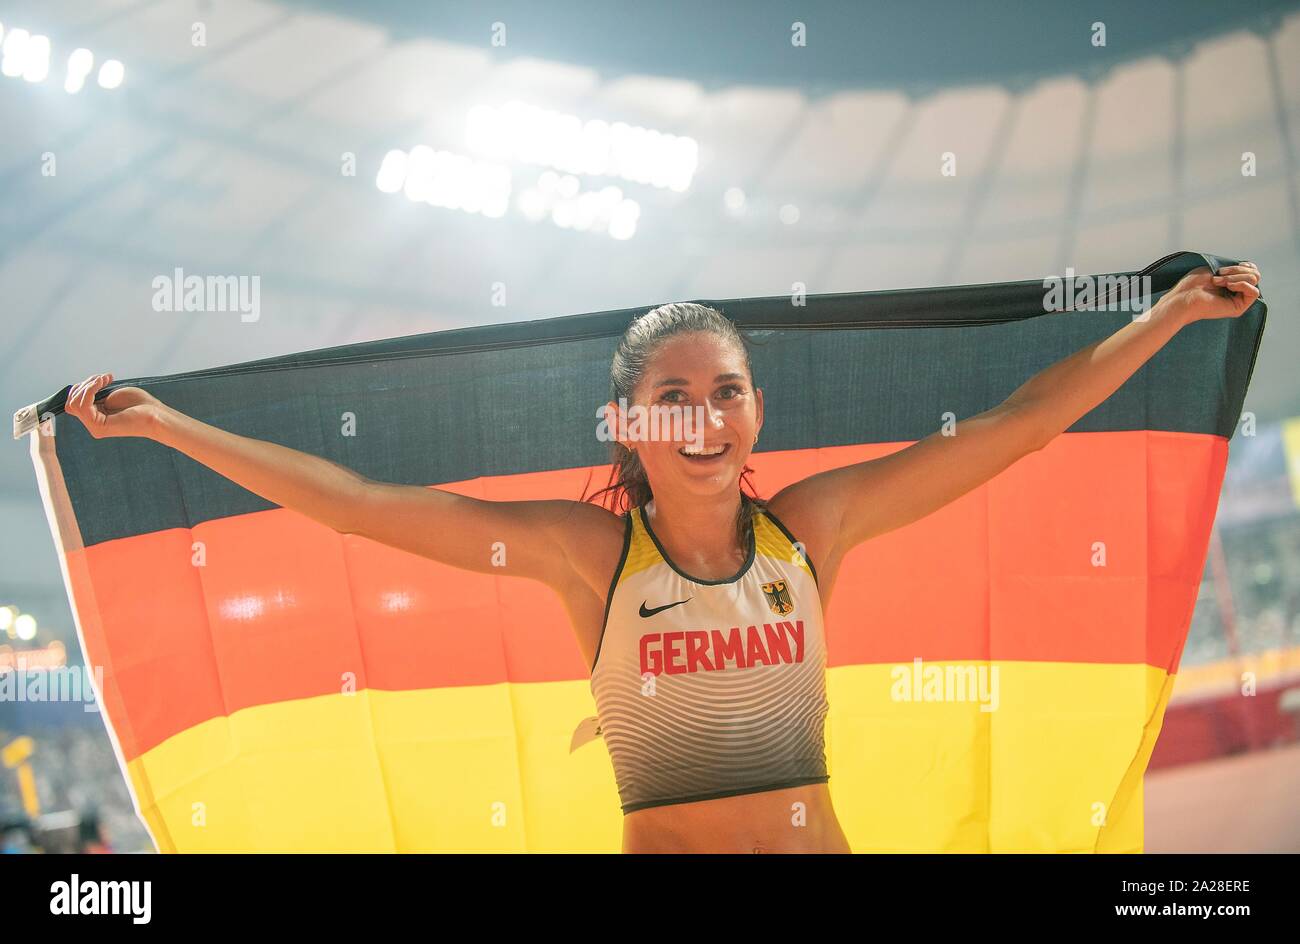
<box><xmin>64</xmin><ymin>262</ymin><xmax>1260</xmax><ymax>854</ymax></box>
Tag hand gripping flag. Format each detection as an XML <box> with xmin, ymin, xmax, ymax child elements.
<box><xmin>13</xmin><ymin>250</ymin><xmax>1266</xmax><ymax>852</ymax></box>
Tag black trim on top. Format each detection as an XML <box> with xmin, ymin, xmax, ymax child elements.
<box><xmin>760</xmin><ymin>505</ymin><xmax>820</xmax><ymax>588</ymax></box>
<box><xmin>637</xmin><ymin>495</ymin><xmax>757</xmax><ymax>587</ymax></box>
<box><xmin>589</xmin><ymin>510</ymin><xmax>633</xmax><ymax>674</ymax></box>
<box><xmin>621</xmin><ymin>775</ymin><xmax>831</xmax><ymax>815</ymax></box>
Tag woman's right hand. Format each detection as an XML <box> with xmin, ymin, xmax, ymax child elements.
<box><xmin>64</xmin><ymin>373</ymin><xmax>164</xmax><ymax>440</ymax></box>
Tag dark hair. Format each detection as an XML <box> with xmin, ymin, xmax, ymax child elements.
<box><xmin>582</xmin><ymin>302</ymin><xmax>766</xmax><ymax>546</ymax></box>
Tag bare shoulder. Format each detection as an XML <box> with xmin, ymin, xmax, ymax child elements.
<box><xmin>548</xmin><ymin>499</ymin><xmax>629</xmax><ymax>597</ymax></box>
<box><xmin>765</xmin><ymin>478</ymin><xmax>842</xmax><ymax>577</ymax></box>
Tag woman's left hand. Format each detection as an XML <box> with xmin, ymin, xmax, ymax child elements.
<box><xmin>1164</xmin><ymin>262</ymin><xmax>1262</xmax><ymax>322</ymax></box>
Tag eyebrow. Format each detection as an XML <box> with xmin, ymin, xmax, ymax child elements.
<box><xmin>653</xmin><ymin>373</ymin><xmax>746</xmax><ymax>388</ymax></box>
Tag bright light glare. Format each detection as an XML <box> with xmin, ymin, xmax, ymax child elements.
<box><xmin>519</xmin><ymin>173</ymin><xmax>636</xmax><ymax>239</ymax></box>
<box><xmin>375</xmin><ymin>149</ymin><xmax>409</xmax><ymax>193</ymax></box>
<box><xmin>382</xmin><ymin>145</ymin><xmax>512</xmax><ymax>219</ymax></box>
<box><xmin>97</xmin><ymin>58</ymin><xmax>124</xmax><ymax>89</ymax></box>
<box><xmin>380</xmin><ymin>140</ymin><xmax>639</xmax><ymax>236</ymax></box>
<box><xmin>14</xmin><ymin>613</ymin><xmax>37</xmax><ymax>641</ymax></box>
<box><xmin>609</xmin><ymin>200</ymin><xmax>640</xmax><ymax>240</ymax></box>
<box><xmin>65</xmin><ymin>47</ymin><xmax>93</xmax><ymax>93</ymax></box>
<box><xmin>21</xmin><ymin>33</ymin><xmax>48</xmax><ymax>82</ymax></box>
<box><xmin>466</xmin><ymin>101</ymin><xmax>698</xmax><ymax>192</ymax></box>
<box><xmin>0</xmin><ymin>30</ymin><xmax>123</xmax><ymax>93</ymax></box>
<box><xmin>2</xmin><ymin>28</ymin><xmax>30</xmax><ymax>78</ymax></box>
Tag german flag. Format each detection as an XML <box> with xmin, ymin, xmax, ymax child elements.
<box><xmin>15</xmin><ymin>249</ymin><xmax>1266</xmax><ymax>852</ymax></box>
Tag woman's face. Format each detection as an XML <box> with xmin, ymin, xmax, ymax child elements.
<box><xmin>612</xmin><ymin>331</ymin><xmax>763</xmax><ymax>501</ymax></box>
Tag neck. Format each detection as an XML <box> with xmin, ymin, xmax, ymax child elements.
<box><xmin>644</xmin><ymin>489</ymin><xmax>748</xmax><ymax>577</ymax></box>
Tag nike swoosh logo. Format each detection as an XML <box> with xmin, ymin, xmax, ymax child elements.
<box><xmin>639</xmin><ymin>597</ymin><xmax>692</xmax><ymax>618</ymax></box>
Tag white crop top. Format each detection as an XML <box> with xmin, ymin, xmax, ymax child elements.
<box><xmin>588</xmin><ymin>495</ymin><xmax>830</xmax><ymax>813</ymax></box>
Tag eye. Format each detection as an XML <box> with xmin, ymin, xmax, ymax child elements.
<box><xmin>716</xmin><ymin>384</ymin><xmax>744</xmax><ymax>400</ymax></box>
<box><xmin>659</xmin><ymin>389</ymin><xmax>686</xmax><ymax>403</ymax></box>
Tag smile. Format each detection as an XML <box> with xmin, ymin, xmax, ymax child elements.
<box><xmin>678</xmin><ymin>442</ymin><xmax>732</xmax><ymax>461</ymax></box>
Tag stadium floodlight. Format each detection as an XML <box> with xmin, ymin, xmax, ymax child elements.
<box><xmin>97</xmin><ymin>58</ymin><xmax>124</xmax><ymax>89</ymax></box>
<box><xmin>375</xmin><ymin>149</ymin><xmax>409</xmax><ymax>193</ymax></box>
<box><xmin>466</xmin><ymin>101</ymin><xmax>698</xmax><ymax>192</ymax></box>
<box><xmin>381</xmin><ymin>144</ymin><xmax>634</xmax><ymax>234</ymax></box>
<box><xmin>0</xmin><ymin>27</ymin><xmax>122</xmax><ymax>93</ymax></box>
<box><xmin>2</xmin><ymin>27</ymin><xmax>30</xmax><ymax>78</ymax></box>
<box><xmin>518</xmin><ymin>173</ymin><xmax>637</xmax><ymax>239</ymax></box>
<box><xmin>65</xmin><ymin>47</ymin><xmax>93</xmax><ymax>94</ymax></box>
<box><xmin>401</xmin><ymin>145</ymin><xmax>435</xmax><ymax>203</ymax></box>
<box><xmin>14</xmin><ymin>613</ymin><xmax>36</xmax><ymax>642</ymax></box>
<box><xmin>21</xmin><ymin>33</ymin><xmax>48</xmax><ymax>82</ymax></box>
<box><xmin>382</xmin><ymin>145</ymin><xmax>512</xmax><ymax>220</ymax></box>
<box><xmin>608</xmin><ymin>199</ymin><xmax>640</xmax><ymax>240</ymax></box>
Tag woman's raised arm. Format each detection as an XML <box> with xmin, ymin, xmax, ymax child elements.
<box><xmin>62</xmin><ymin>373</ymin><xmax>604</xmax><ymax>587</ymax></box>
<box><xmin>772</xmin><ymin>262</ymin><xmax>1262</xmax><ymax>560</ymax></box>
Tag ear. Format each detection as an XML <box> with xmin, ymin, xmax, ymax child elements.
<box><xmin>603</xmin><ymin>398</ymin><xmax>634</xmax><ymax>451</ymax></box>
<box><xmin>754</xmin><ymin>386</ymin><xmax>764</xmax><ymax>439</ymax></box>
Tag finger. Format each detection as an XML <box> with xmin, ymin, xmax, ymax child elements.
<box><xmin>64</xmin><ymin>381</ymin><xmax>84</xmax><ymax>414</ymax></box>
<box><xmin>89</xmin><ymin>374</ymin><xmax>112</xmax><ymax>413</ymax></box>
<box><xmin>75</xmin><ymin>375</ymin><xmax>108</xmax><ymax>416</ymax></box>
<box><xmin>1227</xmin><ymin>281</ymin><xmax>1261</xmax><ymax>300</ymax></box>
<box><xmin>1212</xmin><ymin>266</ymin><xmax>1259</xmax><ymax>282</ymax></box>
<box><xmin>67</xmin><ymin>377</ymin><xmax>94</xmax><ymax>414</ymax></box>
<box><xmin>74</xmin><ymin>375</ymin><xmax>101</xmax><ymax>412</ymax></box>
<box><xmin>1213</xmin><ymin>272</ymin><xmax>1259</xmax><ymax>286</ymax></box>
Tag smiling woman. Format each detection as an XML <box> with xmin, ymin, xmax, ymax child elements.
<box><xmin>577</xmin><ymin>256</ymin><xmax>1263</xmax><ymax>851</ymax></box>
<box><xmin>588</xmin><ymin>302</ymin><xmax>768</xmax><ymax>552</ymax></box>
<box><xmin>20</xmin><ymin>249</ymin><xmax>1266</xmax><ymax>853</ymax></box>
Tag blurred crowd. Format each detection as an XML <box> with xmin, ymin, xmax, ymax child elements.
<box><xmin>0</xmin><ymin>725</ymin><xmax>153</xmax><ymax>854</ymax></box>
<box><xmin>1183</xmin><ymin>515</ymin><xmax>1300</xmax><ymax>667</ymax></box>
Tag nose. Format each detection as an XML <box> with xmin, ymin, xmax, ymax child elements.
<box><xmin>704</xmin><ymin>399</ymin><xmax>726</xmax><ymax>430</ymax></box>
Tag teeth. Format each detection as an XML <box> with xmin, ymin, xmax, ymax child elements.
<box><xmin>680</xmin><ymin>444</ymin><xmax>727</xmax><ymax>456</ymax></box>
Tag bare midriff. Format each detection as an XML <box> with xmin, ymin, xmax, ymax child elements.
<box><xmin>620</xmin><ymin>783</ymin><xmax>851</xmax><ymax>853</ymax></box>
